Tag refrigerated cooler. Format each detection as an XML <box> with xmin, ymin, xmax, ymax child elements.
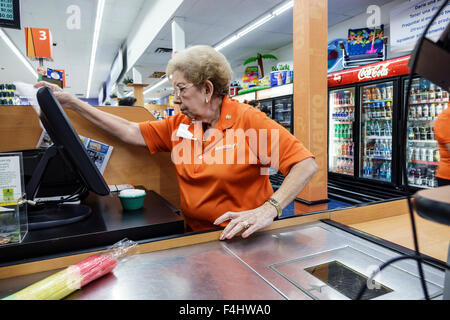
<box><xmin>359</xmin><ymin>81</ymin><xmax>395</xmax><ymax>184</ymax></box>
<box><xmin>328</xmin><ymin>87</ymin><xmax>355</xmax><ymax>176</ymax></box>
<box><xmin>328</xmin><ymin>55</ymin><xmax>449</xmax><ymax>192</ymax></box>
<box><xmin>327</xmin><ymin>55</ymin><xmax>410</xmax><ymax>193</ymax></box>
<box><xmin>259</xmin><ymin>95</ymin><xmax>293</xmax><ymax>133</ymax></box>
<box><xmin>404</xmin><ymin>77</ymin><xmax>449</xmax><ymax>189</ymax></box>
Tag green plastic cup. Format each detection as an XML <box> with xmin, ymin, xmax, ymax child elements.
<box><xmin>118</xmin><ymin>189</ymin><xmax>146</xmax><ymax>211</ymax></box>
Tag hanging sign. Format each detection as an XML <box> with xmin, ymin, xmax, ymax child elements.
<box><xmin>25</xmin><ymin>27</ymin><xmax>54</xmax><ymax>61</ymax></box>
<box><xmin>390</xmin><ymin>0</ymin><xmax>450</xmax><ymax>53</ymax></box>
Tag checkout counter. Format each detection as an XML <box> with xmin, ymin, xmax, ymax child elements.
<box><xmin>0</xmin><ymin>106</ymin><xmax>448</xmax><ymax>300</ymax></box>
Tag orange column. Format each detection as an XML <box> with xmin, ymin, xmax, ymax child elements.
<box><xmin>293</xmin><ymin>0</ymin><xmax>328</xmax><ymax>209</ymax></box>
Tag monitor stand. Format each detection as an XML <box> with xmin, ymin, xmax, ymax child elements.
<box><xmin>27</xmin><ymin>204</ymin><xmax>92</xmax><ymax>231</ymax></box>
<box><xmin>25</xmin><ymin>145</ymin><xmax>92</xmax><ymax>231</ymax></box>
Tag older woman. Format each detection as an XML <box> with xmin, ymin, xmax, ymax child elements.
<box><xmin>34</xmin><ymin>45</ymin><xmax>317</xmax><ymax>240</ymax></box>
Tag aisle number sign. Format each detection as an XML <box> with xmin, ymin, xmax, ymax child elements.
<box><xmin>25</xmin><ymin>27</ymin><xmax>54</xmax><ymax>61</ymax></box>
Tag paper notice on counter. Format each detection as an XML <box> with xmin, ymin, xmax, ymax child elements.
<box><xmin>0</xmin><ymin>154</ymin><xmax>22</xmax><ymax>205</ymax></box>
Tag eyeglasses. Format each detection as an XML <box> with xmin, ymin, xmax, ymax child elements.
<box><xmin>173</xmin><ymin>83</ymin><xmax>194</xmax><ymax>97</ymax></box>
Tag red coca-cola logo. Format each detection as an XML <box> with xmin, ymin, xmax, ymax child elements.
<box><xmin>358</xmin><ymin>63</ymin><xmax>391</xmax><ymax>81</ymax></box>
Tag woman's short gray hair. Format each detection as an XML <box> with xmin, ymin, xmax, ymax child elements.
<box><xmin>166</xmin><ymin>45</ymin><xmax>233</xmax><ymax>97</ymax></box>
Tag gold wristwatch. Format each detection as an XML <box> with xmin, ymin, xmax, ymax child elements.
<box><xmin>265</xmin><ymin>198</ymin><xmax>283</xmax><ymax>219</ymax></box>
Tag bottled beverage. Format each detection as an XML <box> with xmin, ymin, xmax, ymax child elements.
<box><xmin>429</xmin><ymin>83</ymin><xmax>436</xmax><ymax>101</ymax></box>
<box><xmin>386</xmin><ymin>162</ymin><xmax>391</xmax><ymax>181</ymax></box>
<box><xmin>414</xmin><ymin>168</ymin><xmax>422</xmax><ymax>185</ymax></box>
<box><xmin>380</xmin><ymin>162</ymin><xmax>386</xmax><ymax>180</ymax></box>
<box><xmin>381</xmin><ymin>86</ymin><xmax>387</xmax><ymax>100</ymax></box>
<box><xmin>420</xmin><ymin>127</ymin><xmax>427</xmax><ymax>140</ymax></box>
<box><xmin>423</xmin><ymin>104</ymin><xmax>429</xmax><ymax>119</ymax></box>
<box><xmin>416</xmin><ymin>105</ymin><xmax>422</xmax><ymax>119</ymax></box>
<box><xmin>436</xmin><ymin>86</ymin><xmax>443</xmax><ymax>100</ymax></box>
<box><xmin>436</xmin><ymin>103</ymin><xmax>443</xmax><ymax>117</ymax></box>
<box><xmin>375</xmin><ymin>139</ymin><xmax>380</xmax><ymax>156</ymax></box>
<box><xmin>374</xmin><ymin>121</ymin><xmax>381</xmax><ymax>136</ymax></box>
<box><xmin>387</xmin><ymin>86</ymin><xmax>393</xmax><ymax>99</ymax></box>
<box><xmin>430</xmin><ymin>104</ymin><xmax>436</xmax><ymax>119</ymax></box>
<box><xmin>349</xmin><ymin>143</ymin><xmax>353</xmax><ymax>156</ymax></box>
<box><xmin>421</xmin><ymin>147</ymin><xmax>427</xmax><ymax>161</ymax></box>
<box><xmin>408</xmin><ymin>146</ymin><xmax>414</xmax><ymax>161</ymax></box>
<box><xmin>367</xmin><ymin>160</ymin><xmax>373</xmax><ymax>178</ymax></box>
<box><xmin>408</xmin><ymin>167</ymin><xmax>416</xmax><ymax>184</ymax></box>
<box><xmin>433</xmin><ymin>149</ymin><xmax>440</xmax><ymax>162</ymax></box>
<box><xmin>380</xmin><ymin>140</ymin><xmax>386</xmax><ymax>157</ymax></box>
<box><xmin>427</xmin><ymin>148</ymin><xmax>434</xmax><ymax>162</ymax></box>
<box><xmin>409</xmin><ymin>106</ymin><xmax>416</xmax><ymax>119</ymax></box>
<box><xmin>408</xmin><ymin>127</ymin><xmax>414</xmax><ymax>140</ymax></box>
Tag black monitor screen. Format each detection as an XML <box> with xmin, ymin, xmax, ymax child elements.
<box><xmin>0</xmin><ymin>0</ymin><xmax>21</xmax><ymax>30</ymax></box>
<box><xmin>36</xmin><ymin>86</ymin><xmax>109</xmax><ymax>196</ymax></box>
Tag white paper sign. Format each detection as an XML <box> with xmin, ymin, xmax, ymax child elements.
<box><xmin>0</xmin><ymin>155</ymin><xmax>22</xmax><ymax>204</ymax></box>
<box><xmin>390</xmin><ymin>0</ymin><xmax>450</xmax><ymax>53</ymax></box>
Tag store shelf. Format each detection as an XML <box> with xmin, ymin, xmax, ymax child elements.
<box><xmin>362</xmin><ymin>99</ymin><xmax>393</xmax><ymax>103</ymax></box>
<box><xmin>409</xmin><ymin>160</ymin><xmax>439</xmax><ymax>165</ymax></box>
<box><xmin>408</xmin><ymin>140</ymin><xmax>437</xmax><ymax>143</ymax></box>
<box><xmin>366</xmin><ymin>117</ymin><xmax>392</xmax><ymax>121</ymax></box>
<box><xmin>333</xmin><ymin>137</ymin><xmax>353</xmax><ymax>141</ymax></box>
<box><xmin>275</xmin><ymin>109</ymin><xmax>291</xmax><ymax>112</ymax></box>
<box><xmin>333</xmin><ymin>155</ymin><xmax>353</xmax><ymax>159</ymax></box>
<box><xmin>332</xmin><ymin>120</ymin><xmax>353</xmax><ymax>123</ymax></box>
<box><xmin>364</xmin><ymin>156</ymin><xmax>392</xmax><ymax>161</ymax></box>
<box><xmin>332</xmin><ymin>104</ymin><xmax>355</xmax><ymax>107</ymax></box>
<box><xmin>408</xmin><ymin>117</ymin><xmax>439</xmax><ymax>121</ymax></box>
<box><xmin>365</xmin><ymin>136</ymin><xmax>392</xmax><ymax>140</ymax></box>
<box><xmin>408</xmin><ymin>99</ymin><xmax>449</xmax><ymax>105</ymax></box>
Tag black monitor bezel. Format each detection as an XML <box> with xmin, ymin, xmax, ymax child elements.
<box><xmin>35</xmin><ymin>86</ymin><xmax>110</xmax><ymax>197</ymax></box>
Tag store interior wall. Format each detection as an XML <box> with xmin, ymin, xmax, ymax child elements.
<box><xmin>327</xmin><ymin>0</ymin><xmax>408</xmax><ymax>60</ymax></box>
<box><xmin>230</xmin><ymin>0</ymin><xmax>412</xmax><ymax>88</ymax></box>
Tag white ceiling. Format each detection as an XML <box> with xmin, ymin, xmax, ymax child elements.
<box><xmin>0</xmin><ymin>0</ymin><xmax>398</xmax><ymax>101</ymax></box>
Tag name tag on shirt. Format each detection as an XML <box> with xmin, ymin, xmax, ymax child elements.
<box><xmin>176</xmin><ymin>123</ymin><xmax>197</xmax><ymax>140</ymax></box>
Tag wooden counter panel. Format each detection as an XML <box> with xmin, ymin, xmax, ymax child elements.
<box><xmin>349</xmin><ymin>213</ymin><xmax>450</xmax><ymax>262</ymax></box>
<box><xmin>0</xmin><ymin>106</ymin><xmax>180</xmax><ymax>207</ymax></box>
<box><xmin>329</xmin><ymin>199</ymin><xmax>408</xmax><ymax>225</ymax></box>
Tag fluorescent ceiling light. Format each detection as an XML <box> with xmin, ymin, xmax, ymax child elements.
<box><xmin>0</xmin><ymin>28</ymin><xmax>38</xmax><ymax>79</ymax></box>
<box><xmin>86</xmin><ymin>0</ymin><xmax>106</xmax><ymax>98</ymax></box>
<box><xmin>214</xmin><ymin>35</ymin><xmax>239</xmax><ymax>51</ymax></box>
<box><xmin>273</xmin><ymin>0</ymin><xmax>293</xmax><ymax>16</ymax></box>
<box><xmin>214</xmin><ymin>0</ymin><xmax>293</xmax><ymax>52</ymax></box>
<box><xmin>237</xmin><ymin>14</ymin><xmax>274</xmax><ymax>38</ymax></box>
<box><xmin>144</xmin><ymin>78</ymin><xmax>169</xmax><ymax>95</ymax></box>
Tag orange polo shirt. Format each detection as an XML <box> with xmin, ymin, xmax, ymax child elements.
<box><xmin>139</xmin><ymin>96</ymin><xmax>314</xmax><ymax>231</ymax></box>
<box><xmin>434</xmin><ymin>103</ymin><xmax>450</xmax><ymax>180</ymax></box>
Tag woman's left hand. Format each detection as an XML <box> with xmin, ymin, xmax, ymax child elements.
<box><xmin>213</xmin><ymin>202</ymin><xmax>278</xmax><ymax>240</ymax></box>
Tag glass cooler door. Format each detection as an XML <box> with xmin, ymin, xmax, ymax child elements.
<box><xmin>405</xmin><ymin>77</ymin><xmax>449</xmax><ymax>189</ymax></box>
<box><xmin>273</xmin><ymin>97</ymin><xmax>293</xmax><ymax>132</ymax></box>
<box><xmin>360</xmin><ymin>81</ymin><xmax>394</xmax><ymax>182</ymax></box>
<box><xmin>259</xmin><ymin>99</ymin><xmax>273</xmax><ymax>119</ymax></box>
<box><xmin>329</xmin><ymin>88</ymin><xmax>355</xmax><ymax>176</ymax></box>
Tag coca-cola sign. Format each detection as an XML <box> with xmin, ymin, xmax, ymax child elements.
<box><xmin>357</xmin><ymin>63</ymin><xmax>391</xmax><ymax>81</ymax></box>
<box><xmin>328</xmin><ymin>55</ymin><xmax>411</xmax><ymax>87</ymax></box>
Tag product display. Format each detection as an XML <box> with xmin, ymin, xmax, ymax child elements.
<box><xmin>3</xmin><ymin>239</ymin><xmax>138</xmax><ymax>300</ymax></box>
<box><xmin>0</xmin><ymin>84</ymin><xmax>19</xmax><ymax>105</ymax></box>
<box><xmin>329</xmin><ymin>88</ymin><xmax>355</xmax><ymax>175</ymax></box>
<box><xmin>406</xmin><ymin>78</ymin><xmax>449</xmax><ymax>189</ymax></box>
<box><xmin>360</xmin><ymin>82</ymin><xmax>393</xmax><ymax>182</ymax></box>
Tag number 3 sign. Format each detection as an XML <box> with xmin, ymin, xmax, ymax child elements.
<box><xmin>25</xmin><ymin>27</ymin><xmax>54</xmax><ymax>61</ymax></box>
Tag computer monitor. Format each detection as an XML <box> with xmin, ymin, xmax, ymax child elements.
<box><xmin>25</xmin><ymin>86</ymin><xmax>110</xmax><ymax>230</ymax></box>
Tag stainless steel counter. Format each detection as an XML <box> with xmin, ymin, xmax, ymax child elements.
<box><xmin>0</xmin><ymin>221</ymin><xmax>445</xmax><ymax>300</ymax></box>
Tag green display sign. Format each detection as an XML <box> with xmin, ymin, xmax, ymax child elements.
<box><xmin>0</xmin><ymin>0</ymin><xmax>20</xmax><ymax>29</ymax></box>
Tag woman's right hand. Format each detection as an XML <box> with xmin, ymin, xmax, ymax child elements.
<box><xmin>34</xmin><ymin>81</ymin><xmax>78</xmax><ymax>110</ymax></box>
